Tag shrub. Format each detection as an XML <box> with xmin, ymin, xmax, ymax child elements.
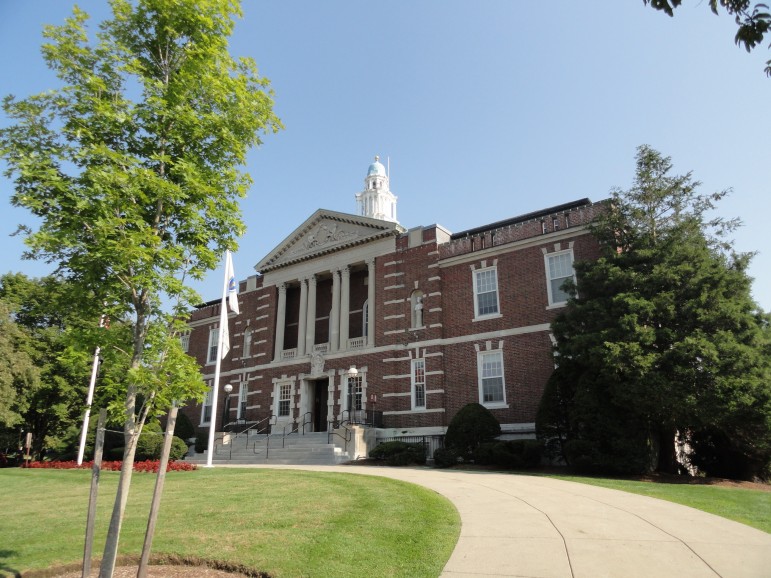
<box><xmin>173</xmin><ymin>410</ymin><xmax>196</xmax><ymax>442</ymax></box>
<box><xmin>369</xmin><ymin>441</ymin><xmax>426</xmax><ymax>466</ymax></box>
<box><xmin>520</xmin><ymin>440</ymin><xmax>544</xmax><ymax>468</ymax></box>
<box><xmin>444</xmin><ymin>403</ymin><xmax>501</xmax><ymax>458</ymax></box>
<box><xmin>474</xmin><ymin>442</ymin><xmax>496</xmax><ymax>465</ymax></box>
<box><xmin>168</xmin><ymin>435</ymin><xmax>189</xmax><ymax>461</ymax></box>
<box><xmin>136</xmin><ymin>421</ymin><xmax>164</xmax><ymax>460</ymax></box>
<box><xmin>433</xmin><ymin>447</ymin><xmax>457</xmax><ymax>468</ymax></box>
<box><xmin>195</xmin><ymin>429</ymin><xmax>208</xmax><ymax>453</ymax></box>
<box><xmin>136</xmin><ymin>421</ymin><xmax>189</xmax><ymax>461</ymax></box>
<box><xmin>107</xmin><ymin>447</ymin><xmax>125</xmax><ymax>461</ymax></box>
<box><xmin>563</xmin><ymin>439</ymin><xmax>595</xmax><ymax>471</ymax></box>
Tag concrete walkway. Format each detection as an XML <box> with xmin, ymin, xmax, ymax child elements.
<box><xmin>235</xmin><ymin>465</ymin><xmax>771</xmax><ymax>578</ymax></box>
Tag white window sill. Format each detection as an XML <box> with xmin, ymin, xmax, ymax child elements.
<box><xmin>482</xmin><ymin>402</ymin><xmax>509</xmax><ymax>410</ymax></box>
<box><xmin>545</xmin><ymin>302</ymin><xmax>567</xmax><ymax>310</ymax></box>
<box><xmin>473</xmin><ymin>313</ymin><xmax>502</xmax><ymax>322</ymax></box>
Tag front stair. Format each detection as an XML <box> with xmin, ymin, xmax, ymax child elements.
<box><xmin>188</xmin><ymin>431</ymin><xmax>351</xmax><ymax>466</ymax></box>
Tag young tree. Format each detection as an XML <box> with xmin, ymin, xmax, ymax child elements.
<box><xmin>0</xmin><ymin>0</ymin><xmax>280</xmax><ymax>573</ymax></box>
<box><xmin>538</xmin><ymin>145</ymin><xmax>771</xmax><ymax>478</ymax></box>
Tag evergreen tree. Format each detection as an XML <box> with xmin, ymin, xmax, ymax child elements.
<box><xmin>538</xmin><ymin>145</ymin><xmax>771</xmax><ymax>479</ymax></box>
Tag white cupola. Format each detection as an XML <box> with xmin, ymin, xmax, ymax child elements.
<box><xmin>355</xmin><ymin>156</ymin><xmax>398</xmax><ymax>223</ymax></box>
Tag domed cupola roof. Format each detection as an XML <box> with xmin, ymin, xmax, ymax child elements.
<box><xmin>367</xmin><ymin>156</ymin><xmax>386</xmax><ymax>177</ymax></box>
<box><xmin>356</xmin><ymin>155</ymin><xmax>398</xmax><ymax>223</ymax></box>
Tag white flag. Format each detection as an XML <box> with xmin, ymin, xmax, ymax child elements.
<box><xmin>219</xmin><ymin>251</ymin><xmax>239</xmax><ymax>359</ymax></box>
<box><xmin>226</xmin><ymin>250</ymin><xmax>240</xmax><ymax>314</ymax></box>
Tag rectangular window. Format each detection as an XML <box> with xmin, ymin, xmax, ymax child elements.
<box><xmin>180</xmin><ymin>333</ymin><xmax>190</xmax><ymax>353</ymax></box>
<box><xmin>278</xmin><ymin>383</ymin><xmax>291</xmax><ymax>417</ymax></box>
<box><xmin>412</xmin><ymin>359</ymin><xmax>426</xmax><ymax>409</ymax></box>
<box><xmin>201</xmin><ymin>389</ymin><xmax>213</xmax><ymax>425</ymax></box>
<box><xmin>347</xmin><ymin>375</ymin><xmax>363</xmax><ymax>411</ymax></box>
<box><xmin>238</xmin><ymin>383</ymin><xmax>248</xmax><ymax>420</ymax></box>
<box><xmin>207</xmin><ymin>328</ymin><xmax>219</xmax><ymax>364</ymax></box>
<box><xmin>546</xmin><ymin>250</ymin><xmax>575</xmax><ymax>306</ymax></box>
<box><xmin>242</xmin><ymin>329</ymin><xmax>252</xmax><ymax>358</ymax></box>
<box><xmin>474</xmin><ymin>267</ymin><xmax>499</xmax><ymax>317</ymax></box>
<box><xmin>479</xmin><ymin>350</ymin><xmax>505</xmax><ymax>405</ymax></box>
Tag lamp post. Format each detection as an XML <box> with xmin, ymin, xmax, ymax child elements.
<box><xmin>347</xmin><ymin>365</ymin><xmax>358</xmax><ymax>423</ymax></box>
<box><xmin>221</xmin><ymin>383</ymin><xmax>233</xmax><ymax>432</ymax></box>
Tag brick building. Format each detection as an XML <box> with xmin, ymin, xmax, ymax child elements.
<box><xmin>182</xmin><ymin>157</ymin><xmax>603</xmax><ymax>451</ymax></box>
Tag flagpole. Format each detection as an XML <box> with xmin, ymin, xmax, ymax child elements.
<box><xmin>205</xmin><ymin>252</ymin><xmax>232</xmax><ymax>468</ymax></box>
<box><xmin>77</xmin><ymin>313</ymin><xmax>107</xmax><ymax>466</ymax></box>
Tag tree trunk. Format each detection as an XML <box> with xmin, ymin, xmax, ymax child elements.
<box><xmin>656</xmin><ymin>425</ymin><xmax>679</xmax><ymax>474</ymax></box>
<box><xmin>98</xmin><ymin>382</ymin><xmax>146</xmax><ymax>577</ymax></box>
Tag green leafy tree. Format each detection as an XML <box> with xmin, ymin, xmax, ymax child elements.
<box><xmin>644</xmin><ymin>0</ymin><xmax>771</xmax><ymax>76</ymax></box>
<box><xmin>0</xmin><ymin>0</ymin><xmax>280</xmax><ymax>572</ymax></box>
<box><xmin>538</xmin><ymin>145</ymin><xmax>771</xmax><ymax>478</ymax></box>
<box><xmin>0</xmin><ymin>273</ymin><xmax>94</xmax><ymax>459</ymax></box>
<box><xmin>0</xmin><ymin>300</ymin><xmax>40</xmax><ymax>430</ymax></box>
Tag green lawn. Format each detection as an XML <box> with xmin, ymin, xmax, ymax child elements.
<box><xmin>0</xmin><ymin>468</ymin><xmax>460</xmax><ymax>577</ymax></box>
<box><xmin>549</xmin><ymin>474</ymin><xmax>771</xmax><ymax>534</ymax></box>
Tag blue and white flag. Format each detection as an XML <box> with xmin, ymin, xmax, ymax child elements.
<box><xmin>225</xmin><ymin>250</ymin><xmax>240</xmax><ymax>314</ymax></box>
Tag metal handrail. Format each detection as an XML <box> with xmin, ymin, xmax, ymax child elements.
<box><xmin>327</xmin><ymin>418</ymin><xmax>352</xmax><ymax>453</ymax></box>
<box><xmin>215</xmin><ymin>414</ymin><xmax>276</xmax><ymax>460</ymax></box>
<box><xmin>300</xmin><ymin>411</ymin><xmax>312</xmax><ymax>434</ymax></box>
<box><xmin>253</xmin><ymin>415</ymin><xmax>278</xmax><ymax>459</ymax></box>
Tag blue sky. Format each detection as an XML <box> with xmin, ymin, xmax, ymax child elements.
<box><xmin>1</xmin><ymin>1</ymin><xmax>770</xmax><ymax>311</ymax></box>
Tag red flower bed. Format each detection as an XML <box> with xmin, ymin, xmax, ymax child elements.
<box><xmin>28</xmin><ymin>459</ymin><xmax>197</xmax><ymax>472</ymax></box>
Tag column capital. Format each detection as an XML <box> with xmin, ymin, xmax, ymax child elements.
<box><xmin>278</xmin><ymin>282</ymin><xmax>287</xmax><ymax>295</ymax></box>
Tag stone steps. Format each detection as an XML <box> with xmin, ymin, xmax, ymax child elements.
<box><xmin>188</xmin><ymin>431</ymin><xmax>351</xmax><ymax>466</ymax></box>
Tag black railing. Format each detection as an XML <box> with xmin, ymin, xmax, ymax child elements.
<box><xmin>213</xmin><ymin>414</ymin><xmax>276</xmax><ymax>460</ymax></box>
<box><xmin>281</xmin><ymin>413</ymin><xmax>311</xmax><ymax>448</ymax></box>
<box><xmin>341</xmin><ymin>409</ymin><xmax>383</xmax><ymax>427</ymax></box>
<box><xmin>376</xmin><ymin>435</ymin><xmax>445</xmax><ymax>460</ymax></box>
<box><xmin>327</xmin><ymin>418</ymin><xmax>352</xmax><ymax>453</ymax></box>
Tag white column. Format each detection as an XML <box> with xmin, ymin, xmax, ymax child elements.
<box><xmin>305</xmin><ymin>275</ymin><xmax>317</xmax><ymax>354</ymax></box>
<box><xmin>297</xmin><ymin>278</ymin><xmax>308</xmax><ymax>357</ymax></box>
<box><xmin>330</xmin><ymin>269</ymin><xmax>341</xmax><ymax>352</ymax></box>
<box><xmin>340</xmin><ymin>266</ymin><xmax>350</xmax><ymax>350</ymax></box>
<box><xmin>366</xmin><ymin>258</ymin><xmax>376</xmax><ymax>346</ymax></box>
<box><xmin>273</xmin><ymin>283</ymin><xmax>287</xmax><ymax>362</ymax></box>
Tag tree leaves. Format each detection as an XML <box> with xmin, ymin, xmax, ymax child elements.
<box><xmin>539</xmin><ymin>146</ymin><xmax>771</xmax><ymax>477</ymax></box>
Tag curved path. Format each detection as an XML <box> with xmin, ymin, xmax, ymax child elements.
<box><xmin>238</xmin><ymin>465</ymin><xmax>771</xmax><ymax>578</ymax></box>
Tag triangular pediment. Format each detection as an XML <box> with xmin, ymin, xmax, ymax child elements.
<box><xmin>255</xmin><ymin>210</ymin><xmax>405</xmax><ymax>273</ymax></box>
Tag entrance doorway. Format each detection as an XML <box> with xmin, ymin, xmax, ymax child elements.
<box><xmin>313</xmin><ymin>379</ymin><xmax>329</xmax><ymax>432</ymax></box>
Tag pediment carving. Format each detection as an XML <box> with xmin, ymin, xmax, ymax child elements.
<box><xmin>255</xmin><ymin>210</ymin><xmax>405</xmax><ymax>273</ymax></box>
<box><xmin>289</xmin><ymin>220</ymin><xmax>360</xmax><ymax>258</ymax></box>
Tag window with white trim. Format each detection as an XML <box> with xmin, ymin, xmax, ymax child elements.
<box><xmin>207</xmin><ymin>328</ymin><xmax>219</xmax><ymax>364</ymax></box>
<box><xmin>478</xmin><ymin>350</ymin><xmax>505</xmax><ymax>406</ymax></box>
<box><xmin>473</xmin><ymin>266</ymin><xmax>500</xmax><ymax>318</ymax></box>
<box><xmin>278</xmin><ymin>383</ymin><xmax>291</xmax><ymax>417</ymax></box>
<box><xmin>412</xmin><ymin>358</ymin><xmax>426</xmax><ymax>409</ymax></box>
<box><xmin>237</xmin><ymin>383</ymin><xmax>248</xmax><ymax>420</ymax></box>
<box><xmin>242</xmin><ymin>329</ymin><xmax>252</xmax><ymax>358</ymax></box>
<box><xmin>180</xmin><ymin>332</ymin><xmax>190</xmax><ymax>353</ymax></box>
<box><xmin>201</xmin><ymin>388</ymin><xmax>213</xmax><ymax>425</ymax></box>
<box><xmin>545</xmin><ymin>249</ymin><xmax>575</xmax><ymax>306</ymax></box>
<box><xmin>347</xmin><ymin>374</ymin><xmax>363</xmax><ymax>412</ymax></box>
